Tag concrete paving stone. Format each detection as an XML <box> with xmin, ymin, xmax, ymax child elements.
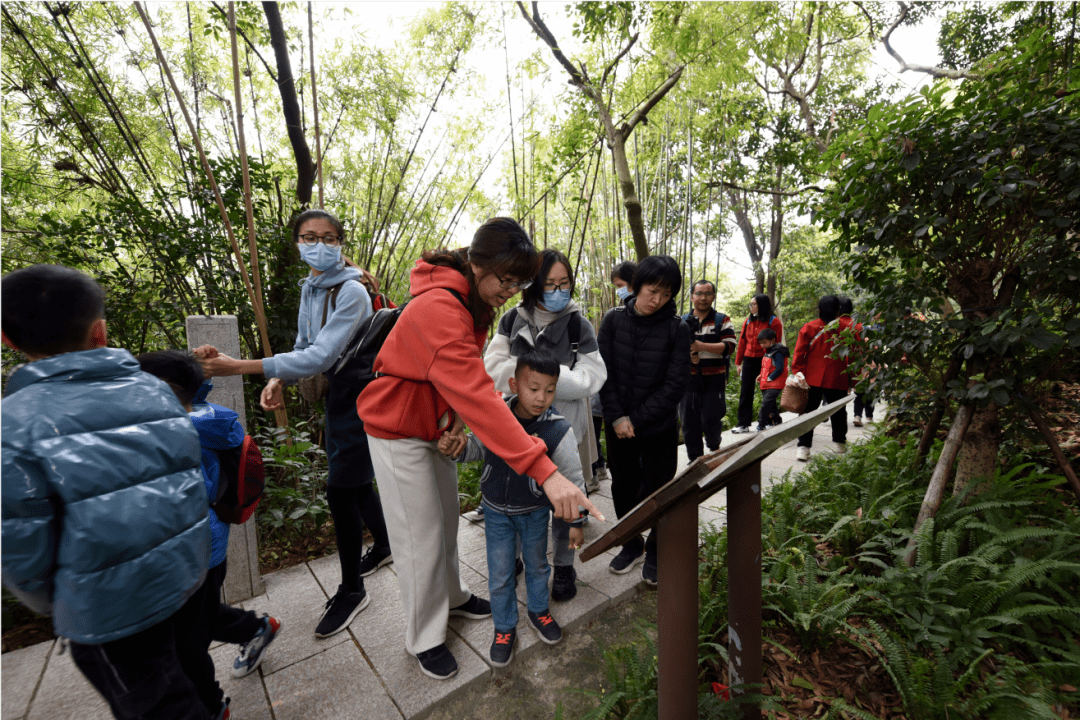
<box><xmin>446</xmin><ymin>563</ymin><xmax>498</xmax><ymax>654</ymax></box>
<box><xmin>457</xmin><ymin>545</ymin><xmax>489</xmax><ymax>577</ymax></box>
<box><xmin>242</xmin><ymin>561</ymin><xmax>351</xmax><ymax>676</ymax></box>
<box><xmin>1</xmin><ymin>639</ymin><xmax>53</xmax><ymax>720</ymax></box>
<box><xmin>575</xmin><ymin>546</ymin><xmax>645</xmax><ymax>607</ymax></box>
<box><xmin>325</xmin><ymin>557</ymin><xmax>490</xmax><ymax>719</ymax></box>
<box><xmin>209</xmin><ymin>643</ymin><xmax>273</xmax><ymax>720</ymax></box>
<box><xmin>307</xmin><ymin>552</ymin><xmax>400</xmax><ymax>651</ymax></box>
<box><xmin>25</xmin><ymin>641</ymin><xmax>111</xmax><ymax>720</ymax></box>
<box><xmin>454</xmin><ymin>520</ymin><xmax>488</xmax><ymax>558</ymax></box>
<box><xmin>263</xmin><ymin>640</ymin><xmax>402</xmax><ymax>720</ymax></box>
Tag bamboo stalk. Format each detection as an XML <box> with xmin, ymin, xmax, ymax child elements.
<box><xmin>227</xmin><ymin>2</ymin><xmax>290</xmax><ymax>432</ymax></box>
<box><xmin>904</xmin><ymin>404</ymin><xmax>974</xmax><ymax>567</ymax></box>
<box><xmin>135</xmin><ymin>2</ymin><xmax>283</xmax><ymax>428</ymax></box>
<box><xmin>308</xmin><ymin>1</ymin><xmax>324</xmax><ymax>207</ymax></box>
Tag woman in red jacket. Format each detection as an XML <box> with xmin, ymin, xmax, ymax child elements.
<box><xmin>791</xmin><ymin>294</ymin><xmax>851</xmax><ymax>461</ymax></box>
<box><xmin>357</xmin><ymin>217</ymin><xmax>601</xmax><ymax>681</ymax></box>
<box><xmin>732</xmin><ymin>293</ymin><xmax>783</xmax><ymax>434</ymax></box>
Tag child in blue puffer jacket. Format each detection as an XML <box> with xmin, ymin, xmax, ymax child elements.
<box><xmin>2</xmin><ymin>265</ymin><xmax>213</xmax><ymax>720</ymax></box>
<box><xmin>138</xmin><ymin>351</ymin><xmax>282</xmax><ymax>718</ymax></box>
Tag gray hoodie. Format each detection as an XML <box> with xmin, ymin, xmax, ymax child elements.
<box><xmin>262</xmin><ymin>264</ymin><xmax>371</xmax><ymax>380</ymax></box>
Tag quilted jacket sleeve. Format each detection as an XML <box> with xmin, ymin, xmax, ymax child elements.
<box><xmin>1</xmin><ymin>437</ymin><xmax>57</xmax><ymax>617</ymax></box>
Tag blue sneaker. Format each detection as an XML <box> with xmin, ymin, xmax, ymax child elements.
<box><xmin>232</xmin><ymin>615</ymin><xmax>281</xmax><ymax>678</ymax></box>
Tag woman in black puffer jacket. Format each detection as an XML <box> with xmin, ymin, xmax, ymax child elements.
<box><xmin>597</xmin><ymin>254</ymin><xmax>691</xmax><ymax>585</ymax></box>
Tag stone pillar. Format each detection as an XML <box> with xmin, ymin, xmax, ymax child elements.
<box><xmin>186</xmin><ymin>315</ymin><xmax>265</xmax><ymax>602</ymax></box>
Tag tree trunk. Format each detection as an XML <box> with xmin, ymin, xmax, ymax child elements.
<box><xmin>263</xmin><ymin>1</ymin><xmax>314</xmax><ymax>205</ymax></box>
<box><xmin>610</xmin><ymin>130</ymin><xmax>649</xmax><ymax>260</ymax></box>
<box><xmin>905</xmin><ymin>403</ymin><xmax>973</xmax><ymax>567</ymax></box>
<box><xmin>953</xmin><ymin>403</ymin><xmax>1000</xmax><ymax>499</ymax></box>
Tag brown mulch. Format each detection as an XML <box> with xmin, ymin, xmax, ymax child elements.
<box><xmin>2</xmin><ymin>604</ymin><xmax>55</xmax><ymax>654</ymax></box>
<box><xmin>704</xmin><ymin>625</ymin><xmax>907</xmax><ymax>719</ymax></box>
<box><xmin>257</xmin><ymin>520</ymin><xmax>340</xmax><ymax>575</ymax></box>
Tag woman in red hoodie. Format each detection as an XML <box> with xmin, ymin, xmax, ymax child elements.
<box><xmin>357</xmin><ymin>217</ymin><xmax>601</xmax><ymax>681</ymax></box>
<box><xmin>732</xmin><ymin>293</ymin><xmax>784</xmax><ymax>434</ymax></box>
<box><xmin>791</xmin><ymin>294</ymin><xmax>851</xmax><ymax>461</ymax></box>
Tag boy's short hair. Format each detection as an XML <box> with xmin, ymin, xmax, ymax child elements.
<box><xmin>1</xmin><ymin>265</ymin><xmax>105</xmax><ymax>356</ymax></box>
<box><xmin>611</xmin><ymin>261</ymin><xmax>637</xmax><ymax>284</ymax></box>
<box><xmin>758</xmin><ymin>328</ymin><xmax>777</xmax><ymax>342</ymax></box>
<box><xmin>515</xmin><ymin>349</ymin><xmax>561</xmax><ymax>381</ymax></box>
<box><xmin>838</xmin><ymin>296</ymin><xmax>853</xmax><ymax>315</ymax></box>
<box><xmin>137</xmin><ymin>350</ymin><xmax>204</xmax><ymax>407</ymax></box>
<box><xmin>632</xmin><ymin>254</ymin><xmax>682</xmax><ymax>297</ymax></box>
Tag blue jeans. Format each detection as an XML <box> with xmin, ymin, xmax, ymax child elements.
<box><xmin>485</xmin><ymin>506</ymin><xmax>550</xmax><ymax>631</ymax></box>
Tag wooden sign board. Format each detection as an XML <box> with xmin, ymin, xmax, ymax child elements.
<box><xmin>580</xmin><ymin>396</ymin><xmax>854</xmax><ymax>562</ymax></box>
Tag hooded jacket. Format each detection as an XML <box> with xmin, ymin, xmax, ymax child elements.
<box><xmin>484</xmin><ymin>299</ymin><xmax>606</xmax><ymax>471</ymax></box>
<box><xmin>735</xmin><ymin>314</ymin><xmax>784</xmax><ymax>365</ymax></box>
<box><xmin>455</xmin><ymin>398</ymin><xmax>587</xmax><ymax>521</ymax></box>
<box><xmin>262</xmin><ymin>263</ymin><xmax>371</xmax><ymax>380</ymax></box>
<box><xmin>792</xmin><ymin>319</ymin><xmax>851</xmax><ymax>391</ymax></box>
<box><xmin>189</xmin><ymin>399</ymin><xmax>246</xmax><ymax>569</ymax></box>
<box><xmin>759</xmin><ymin>344</ymin><xmax>790</xmax><ymax>391</ymax></box>
<box><xmin>358</xmin><ymin>259</ymin><xmax>557</xmax><ymax>484</ymax></box>
<box><xmin>1</xmin><ymin>348</ymin><xmax>210</xmax><ymax>644</ymax></box>
<box><xmin>597</xmin><ymin>297</ymin><xmax>692</xmax><ymax>435</ymax></box>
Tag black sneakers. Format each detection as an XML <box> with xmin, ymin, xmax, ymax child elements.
<box><xmin>489</xmin><ymin>628</ymin><xmax>517</xmax><ymax>667</ymax></box>
<box><xmin>551</xmin><ymin>565</ymin><xmax>577</xmax><ymax>602</ymax></box>
<box><xmin>448</xmin><ymin>595</ymin><xmax>492</xmax><ymax>619</ymax></box>
<box><xmin>642</xmin><ymin>552</ymin><xmax>657</xmax><ymax>587</ymax></box>
<box><xmin>314</xmin><ymin>585</ymin><xmax>369</xmax><ymax>639</ymax></box>
<box><xmin>416</xmin><ymin>643</ymin><xmax>458</xmax><ymax>680</ymax></box>
<box><xmin>358</xmin><ymin>546</ymin><xmax>392</xmax><ymax>577</ymax></box>
<box><xmin>527</xmin><ymin>609</ymin><xmax>562</xmax><ymax>645</ymax></box>
<box><xmin>608</xmin><ymin>537</ymin><xmax>645</xmax><ymax>574</ymax></box>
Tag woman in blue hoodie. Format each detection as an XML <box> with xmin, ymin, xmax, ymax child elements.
<box><xmin>198</xmin><ymin>209</ymin><xmax>391</xmax><ymax>640</ymax></box>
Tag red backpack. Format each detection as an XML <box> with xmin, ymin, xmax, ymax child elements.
<box><xmin>212</xmin><ymin>435</ymin><xmax>266</xmax><ymax>524</ymax></box>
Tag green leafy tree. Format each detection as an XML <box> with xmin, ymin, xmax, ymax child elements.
<box><xmin>817</xmin><ymin>28</ymin><xmax>1080</xmax><ymax>495</ymax></box>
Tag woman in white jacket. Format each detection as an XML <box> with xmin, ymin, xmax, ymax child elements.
<box><xmin>483</xmin><ymin>248</ymin><xmax>607</xmax><ymax>601</ymax></box>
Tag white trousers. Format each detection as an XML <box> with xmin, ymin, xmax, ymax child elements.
<box><xmin>368</xmin><ymin>435</ymin><xmax>473</xmax><ymax>655</ymax></box>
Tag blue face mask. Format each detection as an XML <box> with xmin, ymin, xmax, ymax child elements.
<box><xmin>616</xmin><ymin>286</ymin><xmax>630</xmax><ymax>301</ymax></box>
<box><xmin>542</xmin><ymin>288</ymin><xmax>571</xmax><ymax>313</ymax></box>
<box><xmin>298</xmin><ymin>243</ymin><xmax>341</xmax><ymax>272</ymax></box>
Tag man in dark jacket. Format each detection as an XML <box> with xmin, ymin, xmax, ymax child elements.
<box><xmin>680</xmin><ymin>280</ymin><xmax>737</xmax><ymax>462</ymax></box>
<box><xmin>2</xmin><ymin>265</ymin><xmax>212</xmax><ymax>720</ymax></box>
<box><xmin>597</xmin><ymin>255</ymin><xmax>691</xmax><ymax>587</ymax></box>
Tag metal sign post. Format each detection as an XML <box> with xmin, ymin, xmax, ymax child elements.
<box><xmin>581</xmin><ymin>397</ymin><xmax>853</xmax><ymax>719</ymax></box>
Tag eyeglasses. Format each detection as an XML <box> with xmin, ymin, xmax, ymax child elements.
<box><xmin>494</xmin><ymin>273</ymin><xmax>533</xmax><ymax>291</ymax></box>
<box><xmin>298</xmin><ymin>233</ymin><xmax>342</xmax><ymax>246</ymax></box>
<box><xmin>692</xmin><ymin>292</ymin><xmax>715</xmax><ymax>298</ymax></box>
<box><xmin>544</xmin><ymin>281</ymin><xmax>572</xmax><ymax>292</ymax></box>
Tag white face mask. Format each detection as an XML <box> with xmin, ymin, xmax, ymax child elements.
<box><xmin>298</xmin><ymin>243</ymin><xmax>341</xmax><ymax>271</ymax></box>
<box><xmin>616</xmin><ymin>286</ymin><xmax>630</xmax><ymax>301</ymax></box>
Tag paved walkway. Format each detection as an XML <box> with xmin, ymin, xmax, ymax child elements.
<box><xmin>2</xmin><ymin>408</ymin><xmax>880</xmax><ymax>720</ymax></box>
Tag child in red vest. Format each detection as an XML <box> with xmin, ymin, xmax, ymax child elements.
<box><xmin>756</xmin><ymin>328</ymin><xmax>789</xmax><ymax>430</ymax></box>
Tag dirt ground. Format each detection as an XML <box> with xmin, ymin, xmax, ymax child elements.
<box><xmin>425</xmin><ymin>589</ymin><xmax>658</xmax><ymax>720</ymax></box>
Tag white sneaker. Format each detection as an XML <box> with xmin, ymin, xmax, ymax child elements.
<box><xmin>463</xmin><ymin>507</ymin><xmax>485</xmax><ymax>524</ymax></box>
<box><xmin>796</xmin><ymin>446</ymin><xmax>810</xmax><ymax>462</ymax></box>
<box><xmin>853</xmin><ymin>416</ymin><xmax>863</xmax><ymax>427</ymax></box>
<box><xmin>586</xmin><ymin>474</ymin><xmax>601</xmax><ymax>493</ymax></box>
<box><xmin>596</xmin><ymin>466</ymin><xmax>611</xmax><ymax>483</ymax></box>
<box><xmin>731</xmin><ymin>426</ymin><xmax>751</xmax><ymax>434</ymax></box>
<box><xmin>833</xmin><ymin>442</ymin><xmax>848</xmax><ymax>454</ymax></box>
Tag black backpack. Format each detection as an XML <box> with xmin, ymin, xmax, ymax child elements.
<box><xmin>331</xmin><ymin>288</ymin><xmax>467</xmax><ymax>389</ymax></box>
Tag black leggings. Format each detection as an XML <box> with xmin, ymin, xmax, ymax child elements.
<box><xmin>327</xmin><ymin>484</ymin><xmax>390</xmax><ymax>591</ymax></box>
